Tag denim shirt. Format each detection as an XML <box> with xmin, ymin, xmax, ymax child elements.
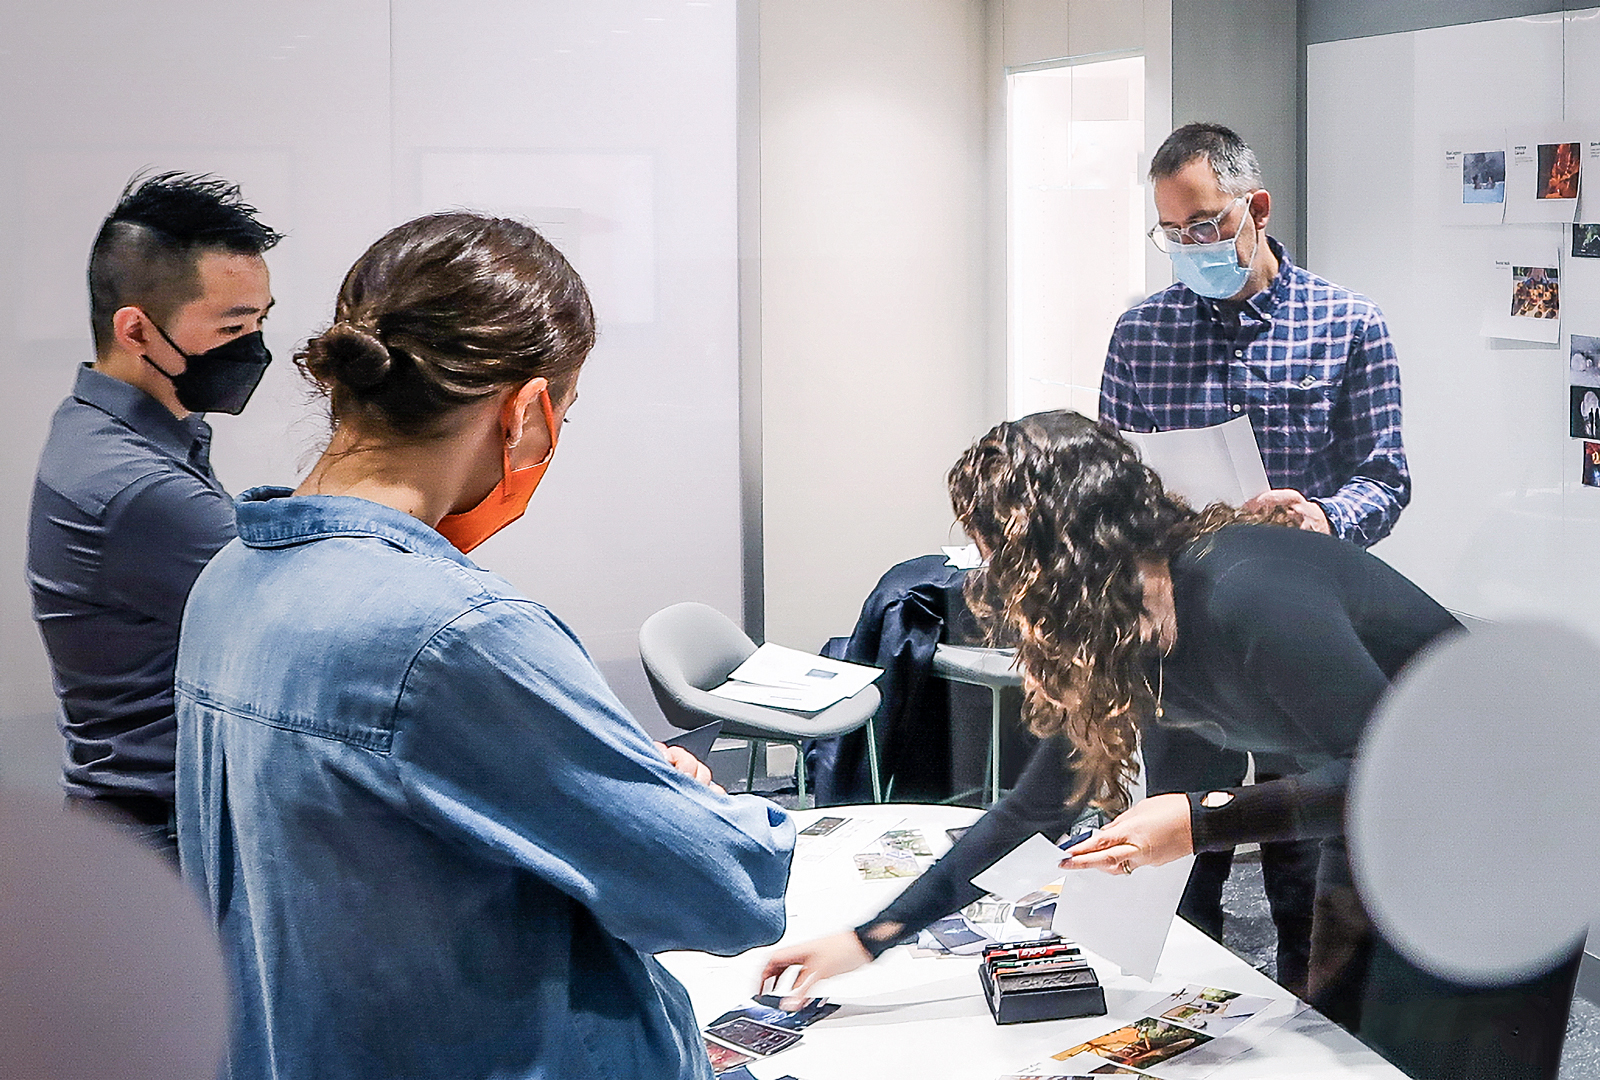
<box><xmin>175</xmin><ymin>488</ymin><xmax>794</xmax><ymax>1080</ymax></box>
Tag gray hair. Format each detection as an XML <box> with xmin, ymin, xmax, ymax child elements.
<box><xmin>1149</xmin><ymin>122</ymin><xmax>1263</xmax><ymax>196</ymax></box>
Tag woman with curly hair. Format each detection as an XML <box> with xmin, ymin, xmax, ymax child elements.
<box><xmin>763</xmin><ymin>411</ymin><xmax>1580</xmax><ymax>1080</ymax></box>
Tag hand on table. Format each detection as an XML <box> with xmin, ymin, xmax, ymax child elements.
<box><xmin>654</xmin><ymin>742</ymin><xmax>725</xmax><ymax>794</ymax></box>
<box><xmin>758</xmin><ymin>931</ymin><xmax>872</xmax><ymax>1010</ymax></box>
<box><xmin>1060</xmin><ymin>792</ymin><xmax>1193</xmax><ymax>875</ymax></box>
<box><xmin>1241</xmin><ymin>488</ymin><xmax>1330</xmax><ymax>534</ymax></box>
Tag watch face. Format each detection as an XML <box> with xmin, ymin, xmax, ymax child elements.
<box><xmin>1200</xmin><ymin>791</ymin><xmax>1235</xmax><ymax>809</ymax></box>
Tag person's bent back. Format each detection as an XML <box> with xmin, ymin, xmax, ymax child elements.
<box><xmin>175</xmin><ymin>213</ymin><xmax>793</xmax><ymax>1080</ymax></box>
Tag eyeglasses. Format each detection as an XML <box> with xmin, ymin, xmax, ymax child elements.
<box><xmin>1147</xmin><ymin>193</ymin><xmax>1252</xmax><ymax>253</ymax></box>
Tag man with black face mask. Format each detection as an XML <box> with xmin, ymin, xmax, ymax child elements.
<box><xmin>27</xmin><ymin>172</ymin><xmax>281</xmax><ymax>863</ymax></box>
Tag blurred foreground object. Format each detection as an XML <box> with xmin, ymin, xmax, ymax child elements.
<box><xmin>1350</xmin><ymin>621</ymin><xmax>1600</xmax><ymax>983</ymax></box>
<box><xmin>0</xmin><ymin>792</ymin><xmax>227</xmax><ymax>1079</ymax></box>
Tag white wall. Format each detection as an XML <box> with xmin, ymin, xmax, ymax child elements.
<box><xmin>0</xmin><ymin>1</ymin><xmax>744</xmax><ymax>793</ymax></box>
<box><xmin>755</xmin><ymin>0</ymin><xmax>1172</xmax><ymax>655</ymax></box>
<box><xmin>757</xmin><ymin>0</ymin><xmax>991</xmax><ymax>653</ymax></box>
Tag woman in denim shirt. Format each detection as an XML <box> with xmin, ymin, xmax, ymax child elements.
<box><xmin>174</xmin><ymin>213</ymin><xmax>795</xmax><ymax>1080</ymax></box>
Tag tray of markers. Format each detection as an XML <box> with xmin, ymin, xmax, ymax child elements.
<box><xmin>977</xmin><ymin>936</ymin><xmax>1106</xmax><ymax>1025</ymax></box>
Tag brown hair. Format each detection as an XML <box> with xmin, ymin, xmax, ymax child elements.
<box><xmin>948</xmin><ymin>410</ymin><xmax>1287</xmax><ymax>810</ymax></box>
<box><xmin>297</xmin><ymin>212</ymin><xmax>594</xmax><ymax>438</ymax></box>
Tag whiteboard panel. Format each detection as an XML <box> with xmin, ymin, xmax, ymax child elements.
<box><xmin>1308</xmin><ymin>12</ymin><xmax>1600</xmax><ymax>628</ymax></box>
<box><xmin>0</xmin><ymin>1</ymin><xmax>742</xmax><ymax>792</ymax></box>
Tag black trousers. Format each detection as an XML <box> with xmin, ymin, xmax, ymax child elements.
<box><xmin>1310</xmin><ymin>837</ymin><xmax>1579</xmax><ymax>1080</ymax></box>
<box><xmin>1141</xmin><ymin>723</ymin><xmax>1318</xmax><ymax>996</ymax></box>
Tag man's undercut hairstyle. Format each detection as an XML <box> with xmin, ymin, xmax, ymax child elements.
<box><xmin>88</xmin><ymin>171</ymin><xmax>283</xmax><ymax>355</ymax></box>
<box><xmin>1149</xmin><ymin>122</ymin><xmax>1264</xmax><ymax>197</ymax></box>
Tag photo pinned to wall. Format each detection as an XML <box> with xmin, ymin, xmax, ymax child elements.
<box><xmin>1571</xmin><ymin>335</ymin><xmax>1600</xmax><ymax>387</ymax></box>
<box><xmin>1511</xmin><ymin>266</ymin><xmax>1559</xmax><ymax>319</ymax></box>
<box><xmin>1440</xmin><ymin>136</ymin><xmax>1507</xmax><ymax>223</ymax></box>
<box><xmin>1538</xmin><ymin>142</ymin><xmax>1581</xmax><ymax>199</ymax></box>
<box><xmin>1572</xmin><ymin>387</ymin><xmax>1600</xmax><ymax>440</ymax></box>
<box><xmin>1584</xmin><ymin>443</ymin><xmax>1600</xmax><ymax>488</ymax></box>
<box><xmin>1482</xmin><ymin>254</ymin><xmax>1561</xmax><ymax>343</ymax></box>
<box><xmin>1505</xmin><ymin>129</ymin><xmax>1585</xmax><ymax>223</ymax></box>
<box><xmin>1573</xmin><ymin>224</ymin><xmax>1600</xmax><ymax>258</ymax></box>
<box><xmin>1576</xmin><ymin>141</ymin><xmax>1600</xmax><ymax>221</ymax></box>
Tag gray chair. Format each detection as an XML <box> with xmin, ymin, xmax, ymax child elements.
<box><xmin>639</xmin><ymin>602</ymin><xmax>882</xmax><ymax>805</ymax></box>
<box><xmin>931</xmin><ymin>644</ymin><xmax>1022</xmax><ymax>806</ymax></box>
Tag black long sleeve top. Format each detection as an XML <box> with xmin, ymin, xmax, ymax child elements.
<box><xmin>857</xmin><ymin>524</ymin><xmax>1461</xmax><ymax>956</ymax></box>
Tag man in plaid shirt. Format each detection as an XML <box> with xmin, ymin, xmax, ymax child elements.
<box><xmin>1102</xmin><ymin>124</ymin><xmax>1408</xmax><ymax>547</ymax></box>
<box><xmin>1100</xmin><ymin>123</ymin><xmax>1408</xmax><ymax>998</ymax></box>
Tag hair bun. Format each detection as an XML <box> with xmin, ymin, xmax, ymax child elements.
<box><xmin>316</xmin><ymin>321</ymin><xmax>392</xmax><ymax>389</ymax></box>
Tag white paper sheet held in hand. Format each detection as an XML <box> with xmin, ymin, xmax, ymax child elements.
<box><xmin>708</xmin><ymin>643</ymin><xmax>881</xmax><ymax>712</ymax></box>
<box><xmin>969</xmin><ymin>834</ymin><xmax>1067</xmax><ymax>900</ymax></box>
<box><xmin>1121</xmin><ymin>417</ymin><xmax>1269</xmax><ymax>510</ymax></box>
<box><xmin>1052</xmin><ymin>854</ymin><xmax>1195</xmax><ymax>982</ymax></box>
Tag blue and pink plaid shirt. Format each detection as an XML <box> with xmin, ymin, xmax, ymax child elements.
<box><xmin>1099</xmin><ymin>238</ymin><xmax>1408</xmax><ymax>548</ymax></box>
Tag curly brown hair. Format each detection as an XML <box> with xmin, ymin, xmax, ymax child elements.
<box><xmin>948</xmin><ymin>410</ymin><xmax>1285</xmax><ymax>811</ymax></box>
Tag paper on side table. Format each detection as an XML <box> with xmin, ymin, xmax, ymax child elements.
<box><xmin>709</xmin><ymin>643</ymin><xmax>882</xmax><ymax>712</ymax></box>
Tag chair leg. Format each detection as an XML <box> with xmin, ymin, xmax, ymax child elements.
<box><xmin>796</xmin><ymin>741</ymin><xmax>808</xmax><ymax>807</ymax></box>
<box><xmin>988</xmin><ymin>689</ymin><xmax>1003</xmax><ymax>806</ymax></box>
<box><xmin>746</xmin><ymin>738</ymin><xmax>761</xmax><ymax>794</ymax></box>
<box><xmin>865</xmin><ymin>716</ymin><xmax>883</xmax><ymax>804</ymax></box>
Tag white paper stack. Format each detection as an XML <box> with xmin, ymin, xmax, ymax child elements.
<box><xmin>708</xmin><ymin>643</ymin><xmax>882</xmax><ymax>712</ymax></box>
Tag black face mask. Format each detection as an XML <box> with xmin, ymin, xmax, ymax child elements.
<box><xmin>144</xmin><ymin>321</ymin><xmax>273</xmax><ymax>415</ymax></box>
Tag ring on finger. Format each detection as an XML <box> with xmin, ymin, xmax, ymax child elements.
<box><xmin>1119</xmin><ymin>859</ymin><xmax>1135</xmax><ymax>875</ymax></box>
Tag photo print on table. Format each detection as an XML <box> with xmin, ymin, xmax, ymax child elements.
<box><xmin>1538</xmin><ymin>142</ymin><xmax>1581</xmax><ymax>200</ymax></box>
<box><xmin>1463</xmin><ymin>150</ymin><xmax>1506</xmax><ymax>203</ymax></box>
<box><xmin>1572</xmin><ymin>386</ymin><xmax>1600</xmax><ymax>440</ymax></box>
<box><xmin>1511</xmin><ymin>266</ymin><xmax>1559</xmax><ymax>319</ymax></box>
<box><xmin>1585</xmin><ymin>443</ymin><xmax>1600</xmax><ymax>488</ymax></box>
<box><xmin>1152</xmin><ymin>985</ymin><xmax>1274</xmax><ymax>1037</ymax></box>
<box><xmin>1572</xmin><ymin>335</ymin><xmax>1600</xmax><ymax>387</ymax></box>
<box><xmin>703</xmin><ymin>1038</ymin><xmax>753</xmax><ymax>1074</ymax></box>
<box><xmin>1053</xmin><ymin>1017</ymin><xmax>1214</xmax><ymax>1071</ymax></box>
<box><xmin>853</xmin><ymin>825</ymin><xmax>937</xmax><ymax>880</ymax></box>
<box><xmin>1575</xmin><ymin>224</ymin><xmax>1600</xmax><ymax>258</ymax></box>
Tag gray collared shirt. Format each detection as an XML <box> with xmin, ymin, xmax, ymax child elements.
<box><xmin>27</xmin><ymin>364</ymin><xmax>236</xmax><ymax>802</ymax></box>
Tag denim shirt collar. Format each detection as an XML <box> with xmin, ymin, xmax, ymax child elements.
<box><xmin>235</xmin><ymin>486</ymin><xmax>477</xmax><ymax>568</ymax></box>
<box><xmin>73</xmin><ymin>363</ymin><xmax>214</xmax><ymax>464</ymax></box>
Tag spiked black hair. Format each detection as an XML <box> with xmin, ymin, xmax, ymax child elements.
<box><xmin>87</xmin><ymin>171</ymin><xmax>282</xmax><ymax>354</ymax></box>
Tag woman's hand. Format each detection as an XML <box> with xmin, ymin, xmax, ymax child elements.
<box><xmin>1059</xmin><ymin>792</ymin><xmax>1193</xmax><ymax>875</ymax></box>
<box><xmin>654</xmin><ymin>742</ymin><xmax>725</xmax><ymax>794</ymax></box>
<box><xmin>757</xmin><ymin>931</ymin><xmax>872</xmax><ymax>1010</ymax></box>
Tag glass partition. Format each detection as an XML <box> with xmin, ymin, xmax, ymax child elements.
<box><xmin>1008</xmin><ymin>54</ymin><xmax>1146</xmax><ymax>420</ymax></box>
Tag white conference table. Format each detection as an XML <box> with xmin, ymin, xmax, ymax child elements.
<box><xmin>660</xmin><ymin>803</ymin><xmax>1407</xmax><ymax>1080</ymax></box>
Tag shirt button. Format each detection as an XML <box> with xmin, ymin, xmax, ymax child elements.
<box><xmin>1300</xmin><ymin>374</ymin><xmax>1318</xmax><ymax>389</ymax></box>
<box><xmin>1234</xmin><ymin>349</ymin><xmax>1243</xmax><ymax>357</ymax></box>
<box><xmin>1232</xmin><ymin>404</ymin><xmax>1243</xmax><ymax>413</ymax></box>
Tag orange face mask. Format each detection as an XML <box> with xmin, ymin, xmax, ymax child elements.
<box><xmin>436</xmin><ymin>386</ymin><xmax>558</xmax><ymax>553</ymax></box>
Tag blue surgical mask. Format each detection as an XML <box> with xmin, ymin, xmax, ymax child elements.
<box><xmin>1169</xmin><ymin>233</ymin><xmax>1252</xmax><ymax>300</ymax></box>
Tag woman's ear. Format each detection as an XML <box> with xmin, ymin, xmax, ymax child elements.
<box><xmin>505</xmin><ymin>377</ymin><xmax>549</xmax><ymax>449</ymax></box>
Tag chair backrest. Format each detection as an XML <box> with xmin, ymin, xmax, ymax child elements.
<box><xmin>638</xmin><ymin>602</ymin><xmax>757</xmax><ymax>729</ymax></box>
